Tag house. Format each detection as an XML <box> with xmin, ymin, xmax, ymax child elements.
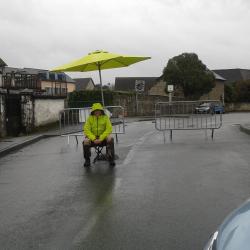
<box><xmin>213</xmin><ymin>68</ymin><xmax>250</xmax><ymax>85</ymax></box>
<box><xmin>148</xmin><ymin>79</ymin><xmax>167</xmax><ymax>96</ymax></box>
<box><xmin>2</xmin><ymin>67</ymin><xmax>75</xmax><ymax>96</ymax></box>
<box><xmin>73</xmin><ymin>78</ymin><xmax>95</xmax><ymax>91</ymax></box>
<box><xmin>200</xmin><ymin>71</ymin><xmax>226</xmax><ymax>101</ymax></box>
<box><xmin>0</xmin><ymin>58</ymin><xmax>7</xmax><ymax>68</ymax></box>
<box><xmin>115</xmin><ymin>72</ymin><xmax>226</xmax><ymax>102</ymax></box>
<box><xmin>0</xmin><ymin>65</ymin><xmax>74</xmax><ymax>137</ymax></box>
<box><xmin>115</xmin><ymin>77</ymin><xmax>163</xmax><ymax>95</ymax></box>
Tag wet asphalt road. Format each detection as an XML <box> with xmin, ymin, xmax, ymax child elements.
<box><xmin>0</xmin><ymin>113</ymin><xmax>250</xmax><ymax>250</ymax></box>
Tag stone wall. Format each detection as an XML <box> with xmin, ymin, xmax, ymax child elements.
<box><xmin>225</xmin><ymin>102</ymin><xmax>250</xmax><ymax>112</ymax></box>
<box><xmin>200</xmin><ymin>80</ymin><xmax>224</xmax><ymax>101</ymax></box>
<box><xmin>21</xmin><ymin>95</ymin><xmax>34</xmax><ymax>133</ymax></box>
<box><xmin>34</xmin><ymin>98</ymin><xmax>64</xmax><ymax>127</ymax></box>
<box><xmin>148</xmin><ymin>80</ymin><xmax>167</xmax><ymax>96</ymax></box>
<box><xmin>113</xmin><ymin>93</ymin><xmax>170</xmax><ymax>116</ymax></box>
<box><xmin>0</xmin><ymin>94</ymin><xmax>6</xmax><ymax>137</ymax></box>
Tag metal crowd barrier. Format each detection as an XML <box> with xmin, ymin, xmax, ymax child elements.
<box><xmin>155</xmin><ymin>100</ymin><xmax>223</xmax><ymax>141</ymax></box>
<box><xmin>59</xmin><ymin>106</ymin><xmax>125</xmax><ymax>143</ymax></box>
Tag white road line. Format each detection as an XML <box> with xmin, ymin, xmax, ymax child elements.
<box><xmin>122</xmin><ymin>131</ymin><xmax>155</xmax><ymax>166</ymax></box>
<box><xmin>73</xmin><ymin>177</ymin><xmax>123</xmax><ymax>245</ymax></box>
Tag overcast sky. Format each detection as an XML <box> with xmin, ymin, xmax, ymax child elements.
<box><xmin>1</xmin><ymin>0</ymin><xmax>250</xmax><ymax>84</ymax></box>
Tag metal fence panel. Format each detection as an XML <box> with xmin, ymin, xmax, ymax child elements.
<box><xmin>155</xmin><ymin>101</ymin><xmax>223</xmax><ymax>140</ymax></box>
<box><xmin>59</xmin><ymin>106</ymin><xmax>125</xmax><ymax>137</ymax></box>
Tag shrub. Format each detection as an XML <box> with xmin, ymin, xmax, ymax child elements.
<box><xmin>67</xmin><ymin>90</ymin><xmax>114</xmax><ymax>108</ymax></box>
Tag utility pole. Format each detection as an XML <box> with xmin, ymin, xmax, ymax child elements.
<box><xmin>168</xmin><ymin>85</ymin><xmax>174</xmax><ymax>103</ymax></box>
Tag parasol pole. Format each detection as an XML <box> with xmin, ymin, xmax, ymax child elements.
<box><xmin>97</xmin><ymin>63</ymin><xmax>105</xmax><ymax>106</ymax></box>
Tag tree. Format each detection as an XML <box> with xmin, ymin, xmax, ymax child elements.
<box><xmin>234</xmin><ymin>80</ymin><xmax>250</xmax><ymax>102</ymax></box>
<box><xmin>224</xmin><ymin>84</ymin><xmax>236</xmax><ymax>103</ymax></box>
<box><xmin>162</xmin><ymin>53</ymin><xmax>215</xmax><ymax>99</ymax></box>
<box><xmin>224</xmin><ymin>80</ymin><xmax>250</xmax><ymax>103</ymax></box>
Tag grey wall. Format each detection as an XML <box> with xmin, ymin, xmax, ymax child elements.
<box><xmin>113</xmin><ymin>94</ymin><xmax>170</xmax><ymax>116</ymax></box>
<box><xmin>34</xmin><ymin>99</ymin><xmax>64</xmax><ymax>127</ymax></box>
<box><xmin>225</xmin><ymin>102</ymin><xmax>250</xmax><ymax>112</ymax></box>
<box><xmin>0</xmin><ymin>94</ymin><xmax>6</xmax><ymax>137</ymax></box>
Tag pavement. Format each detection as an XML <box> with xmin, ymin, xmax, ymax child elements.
<box><xmin>1</xmin><ymin>114</ymin><xmax>250</xmax><ymax>249</ymax></box>
<box><xmin>0</xmin><ymin>116</ymin><xmax>249</xmax><ymax>158</ymax></box>
<box><xmin>0</xmin><ymin>129</ymin><xmax>60</xmax><ymax>157</ymax></box>
<box><xmin>0</xmin><ymin>116</ymin><xmax>156</xmax><ymax>158</ymax></box>
<box><xmin>240</xmin><ymin>122</ymin><xmax>250</xmax><ymax>135</ymax></box>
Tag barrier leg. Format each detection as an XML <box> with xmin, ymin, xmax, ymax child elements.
<box><xmin>170</xmin><ymin>130</ymin><xmax>173</xmax><ymax>141</ymax></box>
<box><xmin>75</xmin><ymin>135</ymin><xmax>78</xmax><ymax>144</ymax></box>
<box><xmin>115</xmin><ymin>133</ymin><xmax>118</xmax><ymax>143</ymax></box>
<box><xmin>211</xmin><ymin>129</ymin><xmax>214</xmax><ymax>140</ymax></box>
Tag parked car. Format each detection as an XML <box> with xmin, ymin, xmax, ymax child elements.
<box><xmin>213</xmin><ymin>104</ymin><xmax>225</xmax><ymax>114</ymax></box>
<box><xmin>195</xmin><ymin>103</ymin><xmax>225</xmax><ymax>114</ymax></box>
<box><xmin>204</xmin><ymin>199</ymin><xmax>250</xmax><ymax>250</ymax></box>
<box><xmin>195</xmin><ymin>103</ymin><xmax>213</xmax><ymax>114</ymax></box>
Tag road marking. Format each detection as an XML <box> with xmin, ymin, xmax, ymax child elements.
<box><xmin>73</xmin><ymin>131</ymin><xmax>155</xmax><ymax>245</ymax></box>
<box><xmin>73</xmin><ymin>213</ymin><xmax>99</xmax><ymax>245</ymax></box>
<box><xmin>73</xmin><ymin>177</ymin><xmax>122</xmax><ymax>245</ymax></box>
<box><xmin>122</xmin><ymin>131</ymin><xmax>155</xmax><ymax>166</ymax></box>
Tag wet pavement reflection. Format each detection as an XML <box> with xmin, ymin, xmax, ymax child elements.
<box><xmin>0</xmin><ymin>115</ymin><xmax>250</xmax><ymax>249</ymax></box>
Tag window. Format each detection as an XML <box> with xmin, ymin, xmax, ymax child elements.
<box><xmin>57</xmin><ymin>73</ymin><xmax>66</xmax><ymax>82</ymax></box>
<box><xmin>38</xmin><ymin>72</ymin><xmax>48</xmax><ymax>80</ymax></box>
<box><xmin>49</xmin><ymin>73</ymin><xmax>56</xmax><ymax>81</ymax></box>
<box><xmin>45</xmin><ymin>87</ymin><xmax>52</xmax><ymax>95</ymax></box>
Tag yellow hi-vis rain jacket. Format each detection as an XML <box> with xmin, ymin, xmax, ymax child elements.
<box><xmin>83</xmin><ymin>103</ymin><xmax>112</xmax><ymax>141</ymax></box>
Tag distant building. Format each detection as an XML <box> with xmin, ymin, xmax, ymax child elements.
<box><xmin>2</xmin><ymin>67</ymin><xmax>75</xmax><ymax>96</ymax></box>
<box><xmin>115</xmin><ymin>77</ymin><xmax>158</xmax><ymax>95</ymax></box>
<box><xmin>73</xmin><ymin>78</ymin><xmax>95</xmax><ymax>91</ymax></box>
<box><xmin>200</xmin><ymin>71</ymin><xmax>226</xmax><ymax>101</ymax></box>
<box><xmin>213</xmin><ymin>68</ymin><xmax>250</xmax><ymax>85</ymax></box>
<box><xmin>114</xmin><ymin>72</ymin><xmax>226</xmax><ymax>102</ymax></box>
<box><xmin>0</xmin><ymin>66</ymin><xmax>74</xmax><ymax>137</ymax></box>
<box><xmin>0</xmin><ymin>58</ymin><xmax>7</xmax><ymax>68</ymax></box>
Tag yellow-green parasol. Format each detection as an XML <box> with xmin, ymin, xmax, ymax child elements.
<box><xmin>52</xmin><ymin>50</ymin><xmax>151</xmax><ymax>105</ymax></box>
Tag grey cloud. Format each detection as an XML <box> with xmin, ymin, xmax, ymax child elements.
<box><xmin>1</xmin><ymin>0</ymin><xmax>250</xmax><ymax>83</ymax></box>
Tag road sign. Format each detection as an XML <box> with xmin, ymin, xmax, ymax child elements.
<box><xmin>168</xmin><ymin>85</ymin><xmax>174</xmax><ymax>92</ymax></box>
<box><xmin>135</xmin><ymin>80</ymin><xmax>145</xmax><ymax>92</ymax></box>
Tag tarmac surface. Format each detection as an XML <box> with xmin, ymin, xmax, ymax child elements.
<box><xmin>0</xmin><ymin>115</ymin><xmax>250</xmax><ymax>158</ymax></box>
<box><xmin>0</xmin><ymin>113</ymin><xmax>250</xmax><ymax>250</ymax></box>
<box><xmin>0</xmin><ymin>117</ymin><xmax>152</xmax><ymax>157</ymax></box>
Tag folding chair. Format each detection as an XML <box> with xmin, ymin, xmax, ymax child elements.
<box><xmin>93</xmin><ymin>144</ymin><xmax>107</xmax><ymax>163</ymax></box>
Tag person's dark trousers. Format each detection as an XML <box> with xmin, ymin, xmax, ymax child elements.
<box><xmin>106</xmin><ymin>138</ymin><xmax>115</xmax><ymax>165</ymax></box>
<box><xmin>83</xmin><ymin>138</ymin><xmax>115</xmax><ymax>166</ymax></box>
<box><xmin>83</xmin><ymin>141</ymin><xmax>91</xmax><ymax>167</ymax></box>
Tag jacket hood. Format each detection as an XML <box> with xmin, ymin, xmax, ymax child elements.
<box><xmin>91</xmin><ymin>103</ymin><xmax>104</xmax><ymax>115</ymax></box>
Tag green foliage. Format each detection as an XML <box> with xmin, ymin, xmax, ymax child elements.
<box><xmin>234</xmin><ymin>80</ymin><xmax>250</xmax><ymax>102</ymax></box>
<box><xmin>224</xmin><ymin>84</ymin><xmax>236</xmax><ymax>103</ymax></box>
<box><xmin>224</xmin><ymin>80</ymin><xmax>250</xmax><ymax>103</ymax></box>
<box><xmin>162</xmin><ymin>53</ymin><xmax>215</xmax><ymax>99</ymax></box>
<box><xmin>68</xmin><ymin>90</ymin><xmax>114</xmax><ymax>108</ymax></box>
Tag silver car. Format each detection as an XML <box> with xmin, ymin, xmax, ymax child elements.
<box><xmin>204</xmin><ymin>199</ymin><xmax>250</xmax><ymax>250</ymax></box>
<box><xmin>195</xmin><ymin>103</ymin><xmax>213</xmax><ymax>114</ymax></box>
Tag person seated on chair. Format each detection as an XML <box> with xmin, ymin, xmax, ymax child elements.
<box><xmin>83</xmin><ymin>103</ymin><xmax>115</xmax><ymax>167</ymax></box>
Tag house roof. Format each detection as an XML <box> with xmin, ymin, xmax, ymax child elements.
<box><xmin>3</xmin><ymin>67</ymin><xmax>23</xmax><ymax>74</ymax></box>
<box><xmin>3</xmin><ymin>67</ymin><xmax>75</xmax><ymax>82</ymax></box>
<box><xmin>73</xmin><ymin>78</ymin><xmax>95</xmax><ymax>90</ymax></box>
<box><xmin>115</xmin><ymin>77</ymin><xmax>158</xmax><ymax>92</ymax></box>
<box><xmin>0</xmin><ymin>58</ymin><xmax>7</xmax><ymax>67</ymax></box>
<box><xmin>212</xmin><ymin>71</ymin><xmax>226</xmax><ymax>81</ymax></box>
<box><xmin>213</xmin><ymin>69</ymin><xmax>250</xmax><ymax>84</ymax></box>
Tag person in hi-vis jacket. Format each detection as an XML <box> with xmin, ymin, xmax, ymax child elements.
<box><xmin>83</xmin><ymin>103</ymin><xmax>115</xmax><ymax>167</ymax></box>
